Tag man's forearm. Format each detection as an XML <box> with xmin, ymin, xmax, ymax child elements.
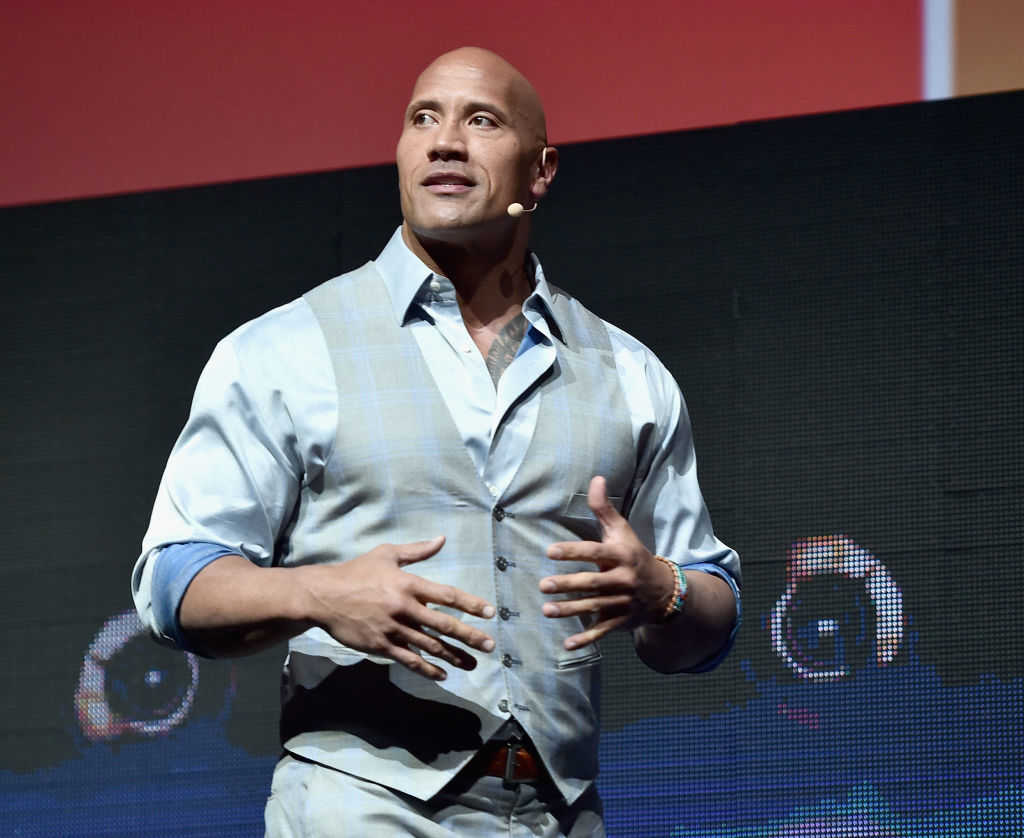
<box><xmin>179</xmin><ymin>554</ymin><xmax>315</xmax><ymax>657</ymax></box>
<box><xmin>177</xmin><ymin>539</ymin><xmax>498</xmax><ymax>678</ymax></box>
<box><xmin>632</xmin><ymin>570</ymin><xmax>737</xmax><ymax>673</ymax></box>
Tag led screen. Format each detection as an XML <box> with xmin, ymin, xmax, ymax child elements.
<box><xmin>1</xmin><ymin>90</ymin><xmax>1021</xmax><ymax>837</ymax></box>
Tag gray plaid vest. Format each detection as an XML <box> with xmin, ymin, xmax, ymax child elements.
<box><xmin>279</xmin><ymin>261</ymin><xmax>637</xmax><ymax>804</ymax></box>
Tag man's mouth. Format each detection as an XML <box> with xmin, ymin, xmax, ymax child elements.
<box><xmin>422</xmin><ymin>172</ymin><xmax>475</xmax><ymax>194</ymax></box>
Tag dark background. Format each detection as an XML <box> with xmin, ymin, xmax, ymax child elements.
<box><xmin>1</xmin><ymin>90</ymin><xmax>1022</xmax><ymax>835</ymax></box>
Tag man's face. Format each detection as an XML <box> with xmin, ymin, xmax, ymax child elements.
<box><xmin>396</xmin><ymin>52</ymin><xmax>540</xmax><ymax>242</ymax></box>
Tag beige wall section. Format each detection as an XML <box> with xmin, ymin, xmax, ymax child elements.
<box><xmin>955</xmin><ymin>0</ymin><xmax>1024</xmax><ymax>95</ymax></box>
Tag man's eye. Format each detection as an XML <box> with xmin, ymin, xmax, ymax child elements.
<box><xmin>413</xmin><ymin>112</ymin><xmax>438</xmax><ymax>126</ymax></box>
<box><xmin>470</xmin><ymin>115</ymin><xmax>497</xmax><ymax>128</ymax></box>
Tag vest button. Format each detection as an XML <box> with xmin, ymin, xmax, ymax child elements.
<box><xmin>495</xmin><ymin>556</ymin><xmax>508</xmax><ymax>571</ymax></box>
<box><xmin>501</xmin><ymin>654</ymin><xmax>513</xmax><ymax>668</ymax></box>
<box><xmin>498</xmin><ymin>699</ymin><xmax>509</xmax><ymax>713</ymax></box>
<box><xmin>492</xmin><ymin>505</ymin><xmax>506</xmax><ymax>521</ymax></box>
<box><xmin>498</xmin><ymin>607</ymin><xmax>512</xmax><ymax>621</ymax></box>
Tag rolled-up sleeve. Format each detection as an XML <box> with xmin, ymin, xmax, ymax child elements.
<box><xmin>611</xmin><ymin>328</ymin><xmax>741</xmax><ymax>671</ymax></box>
<box><xmin>132</xmin><ymin>300</ymin><xmax>335</xmax><ymax>646</ymax></box>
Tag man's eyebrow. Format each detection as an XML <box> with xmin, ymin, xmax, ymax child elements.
<box><xmin>463</xmin><ymin>100</ymin><xmax>510</xmax><ymax>122</ymax></box>
<box><xmin>406</xmin><ymin>98</ymin><xmax>441</xmax><ymax>119</ymax></box>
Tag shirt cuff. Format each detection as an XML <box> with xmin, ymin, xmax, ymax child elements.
<box><xmin>680</xmin><ymin>562</ymin><xmax>743</xmax><ymax>673</ymax></box>
<box><xmin>150</xmin><ymin>541</ymin><xmax>242</xmax><ymax>654</ymax></box>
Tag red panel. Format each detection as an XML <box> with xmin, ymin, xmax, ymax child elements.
<box><xmin>0</xmin><ymin>0</ymin><xmax>920</xmax><ymax>207</ymax></box>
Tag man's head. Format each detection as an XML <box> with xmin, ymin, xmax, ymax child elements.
<box><xmin>396</xmin><ymin>47</ymin><xmax>557</xmax><ymax>247</ymax></box>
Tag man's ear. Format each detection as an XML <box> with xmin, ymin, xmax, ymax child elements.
<box><xmin>531</xmin><ymin>145</ymin><xmax>558</xmax><ymax>200</ymax></box>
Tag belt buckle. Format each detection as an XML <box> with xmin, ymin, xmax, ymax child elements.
<box><xmin>502</xmin><ymin>734</ymin><xmax>524</xmax><ymax>790</ymax></box>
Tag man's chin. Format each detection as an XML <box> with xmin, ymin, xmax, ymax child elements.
<box><xmin>406</xmin><ymin>213</ymin><xmax>511</xmax><ymax>243</ymax></box>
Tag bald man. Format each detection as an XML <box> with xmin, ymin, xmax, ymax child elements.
<box><xmin>133</xmin><ymin>47</ymin><xmax>741</xmax><ymax>836</ymax></box>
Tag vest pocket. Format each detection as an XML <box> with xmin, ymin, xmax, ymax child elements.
<box><xmin>555</xmin><ymin>645</ymin><xmax>602</xmax><ymax>670</ymax></box>
<box><xmin>563</xmin><ymin>492</ymin><xmax>624</xmax><ymax>519</ymax></box>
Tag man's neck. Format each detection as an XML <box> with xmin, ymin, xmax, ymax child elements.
<box><xmin>401</xmin><ymin>222</ymin><xmax>533</xmax><ymax>330</ymax></box>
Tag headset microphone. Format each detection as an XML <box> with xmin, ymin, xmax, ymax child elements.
<box><xmin>507</xmin><ymin>147</ymin><xmax>551</xmax><ymax>218</ymax></box>
<box><xmin>507</xmin><ymin>202</ymin><xmax>538</xmax><ymax>217</ymax></box>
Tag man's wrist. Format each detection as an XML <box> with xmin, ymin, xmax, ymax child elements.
<box><xmin>651</xmin><ymin>555</ymin><xmax>688</xmax><ymax>623</ymax></box>
<box><xmin>282</xmin><ymin>564</ymin><xmax>326</xmax><ymax>627</ymax></box>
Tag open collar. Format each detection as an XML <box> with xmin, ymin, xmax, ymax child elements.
<box><xmin>373</xmin><ymin>227</ymin><xmax>567</xmax><ymax>346</ymax></box>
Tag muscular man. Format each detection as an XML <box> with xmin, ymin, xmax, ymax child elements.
<box><xmin>133</xmin><ymin>47</ymin><xmax>741</xmax><ymax>836</ymax></box>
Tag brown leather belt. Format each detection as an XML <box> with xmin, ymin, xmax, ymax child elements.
<box><xmin>474</xmin><ymin>736</ymin><xmax>546</xmax><ymax>787</ymax></box>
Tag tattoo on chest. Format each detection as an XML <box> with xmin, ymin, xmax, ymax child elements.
<box><xmin>485</xmin><ymin>313</ymin><xmax>528</xmax><ymax>386</ymax></box>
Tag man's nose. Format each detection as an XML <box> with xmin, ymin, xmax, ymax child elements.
<box><xmin>428</xmin><ymin>120</ymin><xmax>468</xmax><ymax>161</ymax></box>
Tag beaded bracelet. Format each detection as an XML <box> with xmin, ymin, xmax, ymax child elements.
<box><xmin>654</xmin><ymin>555</ymin><xmax>688</xmax><ymax>622</ymax></box>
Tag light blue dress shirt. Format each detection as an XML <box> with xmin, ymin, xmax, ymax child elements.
<box><xmin>134</xmin><ymin>228</ymin><xmax>741</xmax><ymax>665</ymax></box>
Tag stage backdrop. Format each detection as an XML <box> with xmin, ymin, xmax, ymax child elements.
<box><xmin>1</xmin><ymin>90</ymin><xmax>1022</xmax><ymax>836</ymax></box>
<box><xmin>7</xmin><ymin>0</ymin><xmax>1024</xmax><ymax>209</ymax></box>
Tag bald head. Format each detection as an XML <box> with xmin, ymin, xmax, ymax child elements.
<box><xmin>411</xmin><ymin>47</ymin><xmax>547</xmax><ymax>146</ymax></box>
<box><xmin>396</xmin><ymin>45</ymin><xmax>558</xmax><ymax>250</ymax></box>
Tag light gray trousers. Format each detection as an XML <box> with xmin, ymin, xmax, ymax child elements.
<box><xmin>264</xmin><ymin>755</ymin><xmax>606</xmax><ymax>837</ymax></box>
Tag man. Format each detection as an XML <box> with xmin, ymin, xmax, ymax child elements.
<box><xmin>133</xmin><ymin>47</ymin><xmax>740</xmax><ymax>836</ymax></box>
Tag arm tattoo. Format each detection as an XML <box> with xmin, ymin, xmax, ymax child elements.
<box><xmin>485</xmin><ymin>313</ymin><xmax>528</xmax><ymax>386</ymax></box>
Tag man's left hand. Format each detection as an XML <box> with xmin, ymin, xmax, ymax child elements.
<box><xmin>540</xmin><ymin>475</ymin><xmax>675</xmax><ymax>649</ymax></box>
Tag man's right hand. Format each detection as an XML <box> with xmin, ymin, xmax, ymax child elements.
<box><xmin>178</xmin><ymin>536</ymin><xmax>495</xmax><ymax>679</ymax></box>
<box><xmin>295</xmin><ymin>536</ymin><xmax>496</xmax><ymax>681</ymax></box>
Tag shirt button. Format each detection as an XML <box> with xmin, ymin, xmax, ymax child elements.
<box><xmin>498</xmin><ymin>699</ymin><xmax>509</xmax><ymax>713</ymax></box>
<box><xmin>429</xmin><ymin>277</ymin><xmax>441</xmax><ymax>293</ymax></box>
<box><xmin>499</xmin><ymin>607</ymin><xmax>512</xmax><ymax>621</ymax></box>
<box><xmin>495</xmin><ymin>556</ymin><xmax>508</xmax><ymax>571</ymax></box>
<box><xmin>486</xmin><ymin>483</ymin><xmax>498</xmax><ymax>497</ymax></box>
<box><xmin>501</xmin><ymin>654</ymin><xmax>513</xmax><ymax>668</ymax></box>
<box><xmin>493</xmin><ymin>505</ymin><xmax>506</xmax><ymax>521</ymax></box>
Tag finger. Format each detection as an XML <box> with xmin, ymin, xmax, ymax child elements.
<box><xmin>542</xmin><ymin>594</ymin><xmax>631</xmax><ymax>619</ymax></box>
<box><xmin>411</xmin><ymin>601</ymin><xmax>496</xmax><ymax>653</ymax></box>
<box><xmin>387</xmin><ymin>643</ymin><xmax>449</xmax><ymax>681</ymax></box>
<box><xmin>416</xmin><ymin>578</ymin><xmax>497</xmax><ymax>623</ymax></box>
<box><xmin>546</xmin><ymin>540</ymin><xmax>609</xmax><ymax>564</ymax></box>
<box><xmin>565</xmin><ymin>615</ymin><xmax>629</xmax><ymax>650</ymax></box>
<box><xmin>394</xmin><ymin>536</ymin><xmax>446</xmax><ymax>566</ymax></box>
<box><xmin>587</xmin><ymin>475</ymin><xmax>625</xmax><ymax>535</ymax></box>
<box><xmin>392</xmin><ymin>623</ymin><xmax>479</xmax><ymax>671</ymax></box>
<box><xmin>539</xmin><ymin>567</ymin><xmax>628</xmax><ymax>595</ymax></box>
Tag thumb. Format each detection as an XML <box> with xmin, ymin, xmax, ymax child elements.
<box><xmin>587</xmin><ymin>476</ymin><xmax>623</xmax><ymax>537</ymax></box>
<box><xmin>395</xmin><ymin>535</ymin><xmax>446</xmax><ymax>566</ymax></box>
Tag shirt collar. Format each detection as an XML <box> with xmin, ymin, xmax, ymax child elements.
<box><xmin>374</xmin><ymin>227</ymin><xmax>437</xmax><ymax>325</ymax></box>
<box><xmin>373</xmin><ymin>227</ymin><xmax>567</xmax><ymax>345</ymax></box>
<box><xmin>523</xmin><ymin>253</ymin><xmax>566</xmax><ymax>346</ymax></box>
